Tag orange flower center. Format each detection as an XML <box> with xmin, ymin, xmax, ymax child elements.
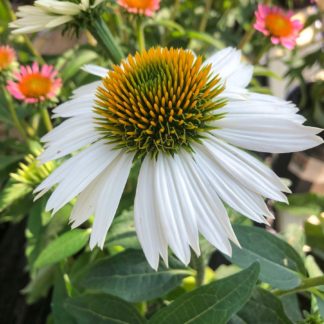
<box><xmin>19</xmin><ymin>74</ymin><xmax>52</xmax><ymax>98</ymax></box>
<box><xmin>265</xmin><ymin>13</ymin><xmax>293</xmax><ymax>37</ymax></box>
<box><xmin>122</xmin><ymin>0</ymin><xmax>155</xmax><ymax>9</ymax></box>
<box><xmin>0</xmin><ymin>51</ymin><xmax>12</xmax><ymax>70</ymax></box>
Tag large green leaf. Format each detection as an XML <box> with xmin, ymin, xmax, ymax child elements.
<box><xmin>231</xmin><ymin>288</ymin><xmax>292</xmax><ymax>324</ymax></box>
<box><xmin>34</xmin><ymin>229</ymin><xmax>90</xmax><ymax>268</ymax></box>
<box><xmin>64</xmin><ymin>293</ymin><xmax>145</xmax><ymax>324</ymax></box>
<box><xmin>149</xmin><ymin>263</ymin><xmax>260</xmax><ymax>324</ymax></box>
<box><xmin>80</xmin><ymin>249</ymin><xmax>190</xmax><ymax>302</ymax></box>
<box><xmin>230</xmin><ymin>225</ymin><xmax>306</xmax><ymax>289</ymax></box>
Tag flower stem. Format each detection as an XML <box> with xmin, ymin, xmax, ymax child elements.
<box><xmin>238</xmin><ymin>26</ymin><xmax>256</xmax><ymax>50</ymax></box>
<box><xmin>136</xmin><ymin>18</ymin><xmax>146</xmax><ymax>52</ymax></box>
<box><xmin>40</xmin><ymin>106</ymin><xmax>53</xmax><ymax>132</ymax></box>
<box><xmin>1</xmin><ymin>86</ymin><xmax>28</xmax><ymax>142</ymax></box>
<box><xmin>274</xmin><ymin>275</ymin><xmax>324</xmax><ymax>297</ymax></box>
<box><xmin>89</xmin><ymin>18</ymin><xmax>124</xmax><ymax>64</ymax></box>
<box><xmin>199</xmin><ymin>0</ymin><xmax>214</xmax><ymax>32</ymax></box>
<box><xmin>191</xmin><ymin>253</ymin><xmax>205</xmax><ymax>287</ymax></box>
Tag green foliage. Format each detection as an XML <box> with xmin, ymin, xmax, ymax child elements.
<box><xmin>230</xmin><ymin>225</ymin><xmax>306</xmax><ymax>289</ymax></box>
<box><xmin>149</xmin><ymin>263</ymin><xmax>260</xmax><ymax>324</ymax></box>
<box><xmin>80</xmin><ymin>249</ymin><xmax>191</xmax><ymax>302</ymax></box>
<box><xmin>65</xmin><ymin>293</ymin><xmax>145</xmax><ymax>324</ymax></box>
<box><xmin>0</xmin><ymin>0</ymin><xmax>323</xmax><ymax>323</ymax></box>
<box><xmin>34</xmin><ymin>229</ymin><xmax>90</xmax><ymax>268</ymax></box>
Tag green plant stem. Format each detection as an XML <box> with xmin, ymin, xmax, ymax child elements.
<box><xmin>136</xmin><ymin>18</ymin><xmax>146</xmax><ymax>52</ymax></box>
<box><xmin>253</xmin><ymin>42</ymin><xmax>272</xmax><ymax>65</ymax></box>
<box><xmin>238</xmin><ymin>26</ymin><xmax>255</xmax><ymax>50</ymax></box>
<box><xmin>40</xmin><ymin>106</ymin><xmax>53</xmax><ymax>132</ymax></box>
<box><xmin>89</xmin><ymin>18</ymin><xmax>124</xmax><ymax>64</ymax></box>
<box><xmin>191</xmin><ymin>253</ymin><xmax>205</xmax><ymax>287</ymax></box>
<box><xmin>1</xmin><ymin>86</ymin><xmax>28</xmax><ymax>142</ymax></box>
<box><xmin>199</xmin><ymin>0</ymin><xmax>214</xmax><ymax>32</ymax></box>
<box><xmin>274</xmin><ymin>276</ymin><xmax>324</xmax><ymax>297</ymax></box>
<box><xmin>170</xmin><ymin>0</ymin><xmax>181</xmax><ymax>20</ymax></box>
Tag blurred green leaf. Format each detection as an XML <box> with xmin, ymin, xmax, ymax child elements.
<box><xmin>81</xmin><ymin>249</ymin><xmax>190</xmax><ymax>302</ymax></box>
<box><xmin>229</xmin><ymin>225</ymin><xmax>306</xmax><ymax>289</ymax></box>
<box><xmin>231</xmin><ymin>288</ymin><xmax>292</xmax><ymax>324</ymax></box>
<box><xmin>0</xmin><ymin>154</ymin><xmax>23</xmax><ymax>171</ymax></box>
<box><xmin>59</xmin><ymin>49</ymin><xmax>99</xmax><ymax>81</ymax></box>
<box><xmin>22</xmin><ymin>266</ymin><xmax>56</xmax><ymax>304</ymax></box>
<box><xmin>276</xmin><ymin>193</ymin><xmax>324</xmax><ymax>217</ymax></box>
<box><xmin>305</xmin><ymin>218</ymin><xmax>324</xmax><ymax>258</ymax></box>
<box><xmin>34</xmin><ymin>229</ymin><xmax>90</xmax><ymax>268</ymax></box>
<box><xmin>65</xmin><ymin>293</ymin><xmax>145</xmax><ymax>324</ymax></box>
<box><xmin>149</xmin><ymin>263</ymin><xmax>259</xmax><ymax>324</ymax></box>
<box><xmin>0</xmin><ymin>181</ymin><xmax>32</xmax><ymax>213</ymax></box>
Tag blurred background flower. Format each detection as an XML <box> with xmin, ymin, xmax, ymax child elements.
<box><xmin>117</xmin><ymin>0</ymin><xmax>160</xmax><ymax>16</ymax></box>
<box><xmin>7</xmin><ymin>63</ymin><xmax>61</xmax><ymax>104</ymax></box>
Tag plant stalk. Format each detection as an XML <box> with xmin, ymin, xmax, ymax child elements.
<box><xmin>191</xmin><ymin>253</ymin><xmax>205</xmax><ymax>287</ymax></box>
<box><xmin>1</xmin><ymin>86</ymin><xmax>28</xmax><ymax>142</ymax></box>
<box><xmin>136</xmin><ymin>18</ymin><xmax>146</xmax><ymax>52</ymax></box>
<box><xmin>89</xmin><ymin>18</ymin><xmax>124</xmax><ymax>64</ymax></box>
<box><xmin>274</xmin><ymin>275</ymin><xmax>324</xmax><ymax>297</ymax></box>
<box><xmin>40</xmin><ymin>106</ymin><xmax>53</xmax><ymax>132</ymax></box>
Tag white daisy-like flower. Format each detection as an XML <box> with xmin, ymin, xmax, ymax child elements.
<box><xmin>35</xmin><ymin>47</ymin><xmax>323</xmax><ymax>269</ymax></box>
<box><xmin>10</xmin><ymin>0</ymin><xmax>104</xmax><ymax>34</ymax></box>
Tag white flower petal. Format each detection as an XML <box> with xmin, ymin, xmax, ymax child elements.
<box><xmin>179</xmin><ymin>151</ymin><xmax>239</xmax><ymax>255</ymax></box>
<box><xmin>90</xmin><ymin>151</ymin><xmax>134</xmax><ymax>249</ymax></box>
<box><xmin>134</xmin><ymin>156</ymin><xmax>168</xmax><ymax>270</ymax></box>
<box><xmin>193</xmin><ymin>144</ymin><xmax>273</xmax><ymax>224</ymax></box>
<box><xmin>154</xmin><ymin>154</ymin><xmax>191</xmax><ymax>265</ymax></box>
<box><xmin>82</xmin><ymin>64</ymin><xmax>109</xmax><ymax>78</ymax></box>
<box><xmin>204</xmin><ymin>47</ymin><xmax>253</xmax><ymax>89</ymax></box>
<box><xmin>72</xmin><ymin>81</ymin><xmax>101</xmax><ymax>99</ymax></box>
<box><xmin>203</xmin><ymin>137</ymin><xmax>289</xmax><ymax>202</ymax></box>
<box><xmin>52</xmin><ymin>94</ymin><xmax>95</xmax><ymax>118</ymax></box>
<box><xmin>35</xmin><ymin>0</ymin><xmax>81</xmax><ymax>15</ymax></box>
<box><xmin>44</xmin><ymin>141</ymin><xmax>119</xmax><ymax>214</ymax></box>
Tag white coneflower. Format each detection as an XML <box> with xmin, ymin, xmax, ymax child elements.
<box><xmin>10</xmin><ymin>0</ymin><xmax>104</xmax><ymax>34</ymax></box>
<box><xmin>35</xmin><ymin>47</ymin><xmax>323</xmax><ymax>269</ymax></box>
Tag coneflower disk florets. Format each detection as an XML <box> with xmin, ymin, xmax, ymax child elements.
<box><xmin>95</xmin><ymin>48</ymin><xmax>225</xmax><ymax>157</ymax></box>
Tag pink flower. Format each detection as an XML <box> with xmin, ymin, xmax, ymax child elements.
<box><xmin>0</xmin><ymin>45</ymin><xmax>16</xmax><ymax>71</ymax></box>
<box><xmin>7</xmin><ymin>63</ymin><xmax>62</xmax><ymax>104</ymax></box>
<box><xmin>117</xmin><ymin>0</ymin><xmax>160</xmax><ymax>16</ymax></box>
<box><xmin>254</xmin><ymin>4</ymin><xmax>303</xmax><ymax>49</ymax></box>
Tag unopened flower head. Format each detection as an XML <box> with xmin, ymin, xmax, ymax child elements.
<box><xmin>118</xmin><ymin>0</ymin><xmax>160</xmax><ymax>16</ymax></box>
<box><xmin>10</xmin><ymin>0</ymin><xmax>104</xmax><ymax>34</ymax></box>
<box><xmin>254</xmin><ymin>4</ymin><xmax>303</xmax><ymax>49</ymax></box>
<box><xmin>7</xmin><ymin>63</ymin><xmax>62</xmax><ymax>104</ymax></box>
<box><xmin>35</xmin><ymin>47</ymin><xmax>323</xmax><ymax>269</ymax></box>
<box><xmin>0</xmin><ymin>45</ymin><xmax>17</xmax><ymax>72</ymax></box>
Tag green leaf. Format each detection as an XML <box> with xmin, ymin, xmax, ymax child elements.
<box><xmin>275</xmin><ymin>193</ymin><xmax>324</xmax><ymax>217</ymax></box>
<box><xmin>52</xmin><ymin>273</ymin><xmax>76</xmax><ymax>324</ymax></box>
<box><xmin>107</xmin><ymin>209</ymin><xmax>140</xmax><ymax>249</ymax></box>
<box><xmin>0</xmin><ymin>154</ymin><xmax>23</xmax><ymax>171</ymax></box>
<box><xmin>229</xmin><ymin>225</ymin><xmax>306</xmax><ymax>290</ymax></box>
<box><xmin>281</xmin><ymin>295</ymin><xmax>303</xmax><ymax>323</ymax></box>
<box><xmin>64</xmin><ymin>293</ymin><xmax>145</xmax><ymax>324</ymax></box>
<box><xmin>0</xmin><ymin>182</ymin><xmax>32</xmax><ymax>212</ymax></box>
<box><xmin>34</xmin><ymin>229</ymin><xmax>90</xmax><ymax>268</ymax></box>
<box><xmin>149</xmin><ymin>263</ymin><xmax>260</xmax><ymax>324</ymax></box>
<box><xmin>232</xmin><ymin>288</ymin><xmax>292</xmax><ymax>324</ymax></box>
<box><xmin>60</xmin><ymin>49</ymin><xmax>99</xmax><ymax>81</ymax></box>
<box><xmin>81</xmin><ymin>249</ymin><xmax>190</xmax><ymax>302</ymax></box>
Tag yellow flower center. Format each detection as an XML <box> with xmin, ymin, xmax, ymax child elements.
<box><xmin>19</xmin><ymin>74</ymin><xmax>52</xmax><ymax>98</ymax></box>
<box><xmin>0</xmin><ymin>50</ymin><xmax>12</xmax><ymax>70</ymax></box>
<box><xmin>95</xmin><ymin>47</ymin><xmax>225</xmax><ymax>157</ymax></box>
<box><xmin>265</xmin><ymin>13</ymin><xmax>293</xmax><ymax>37</ymax></box>
<box><xmin>122</xmin><ymin>0</ymin><xmax>155</xmax><ymax>10</ymax></box>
